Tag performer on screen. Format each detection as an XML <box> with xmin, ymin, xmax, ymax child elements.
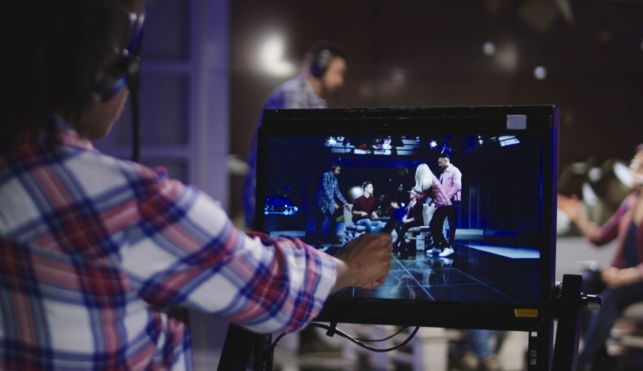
<box><xmin>414</xmin><ymin>163</ymin><xmax>453</xmax><ymax>256</ymax></box>
<box><xmin>391</xmin><ymin>188</ymin><xmax>424</xmax><ymax>259</ymax></box>
<box><xmin>314</xmin><ymin>163</ymin><xmax>351</xmax><ymax>247</ymax></box>
<box><xmin>437</xmin><ymin>153</ymin><xmax>462</xmax><ymax>257</ymax></box>
<box><xmin>352</xmin><ymin>181</ymin><xmax>385</xmax><ymax>233</ymax></box>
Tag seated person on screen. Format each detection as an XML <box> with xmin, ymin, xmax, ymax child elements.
<box><xmin>391</xmin><ymin>189</ymin><xmax>425</xmax><ymax>259</ymax></box>
<box><xmin>352</xmin><ymin>181</ymin><xmax>385</xmax><ymax>233</ymax></box>
<box><xmin>0</xmin><ymin>2</ymin><xmax>392</xmax><ymax>369</ymax></box>
<box><xmin>558</xmin><ymin>144</ymin><xmax>643</xmax><ymax>371</ymax></box>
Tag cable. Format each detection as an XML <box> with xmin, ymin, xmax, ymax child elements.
<box><xmin>271</xmin><ymin>323</ymin><xmax>420</xmax><ymax>353</ymax></box>
<box><xmin>353</xmin><ymin>326</ymin><xmax>409</xmax><ymax>343</ymax></box>
<box><xmin>311</xmin><ymin>323</ymin><xmax>409</xmax><ymax>343</ymax></box>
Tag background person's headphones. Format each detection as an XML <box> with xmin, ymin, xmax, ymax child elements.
<box><xmin>308</xmin><ymin>41</ymin><xmax>345</xmax><ymax>79</ymax></box>
<box><xmin>310</xmin><ymin>47</ymin><xmax>332</xmax><ymax>79</ymax></box>
<box><xmin>93</xmin><ymin>12</ymin><xmax>145</xmax><ymax>102</ymax></box>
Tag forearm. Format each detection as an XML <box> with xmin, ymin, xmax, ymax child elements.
<box><xmin>571</xmin><ymin>213</ymin><xmax>601</xmax><ymax>241</ymax></box>
<box><xmin>331</xmin><ymin>258</ymin><xmax>352</xmax><ymax>293</ymax></box>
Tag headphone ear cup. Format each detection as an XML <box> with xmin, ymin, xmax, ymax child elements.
<box><xmin>311</xmin><ymin>49</ymin><xmax>331</xmax><ymax>79</ymax></box>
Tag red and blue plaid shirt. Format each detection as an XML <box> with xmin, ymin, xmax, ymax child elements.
<box><xmin>0</xmin><ymin>118</ymin><xmax>336</xmax><ymax>370</ymax></box>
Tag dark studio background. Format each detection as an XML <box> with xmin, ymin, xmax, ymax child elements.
<box><xmin>229</xmin><ymin>0</ymin><xmax>643</xmax><ymax>225</ymax></box>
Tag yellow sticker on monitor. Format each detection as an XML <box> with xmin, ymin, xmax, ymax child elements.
<box><xmin>514</xmin><ymin>309</ymin><xmax>539</xmax><ymax>318</ymax></box>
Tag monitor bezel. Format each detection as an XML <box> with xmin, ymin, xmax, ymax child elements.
<box><xmin>255</xmin><ymin>106</ymin><xmax>559</xmax><ymax>332</ymax></box>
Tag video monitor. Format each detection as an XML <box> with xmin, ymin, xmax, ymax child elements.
<box><xmin>255</xmin><ymin>106</ymin><xmax>558</xmax><ymax>331</ymax></box>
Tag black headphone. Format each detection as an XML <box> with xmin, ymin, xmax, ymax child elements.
<box><xmin>93</xmin><ymin>12</ymin><xmax>145</xmax><ymax>102</ymax></box>
<box><xmin>310</xmin><ymin>47</ymin><xmax>332</xmax><ymax>79</ymax></box>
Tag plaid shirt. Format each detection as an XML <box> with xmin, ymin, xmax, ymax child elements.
<box><xmin>315</xmin><ymin>171</ymin><xmax>347</xmax><ymax>215</ymax></box>
<box><xmin>0</xmin><ymin>118</ymin><xmax>336</xmax><ymax>370</ymax></box>
<box><xmin>244</xmin><ymin>74</ymin><xmax>327</xmax><ymax>227</ymax></box>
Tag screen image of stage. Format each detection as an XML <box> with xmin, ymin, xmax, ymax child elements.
<box><xmin>259</xmin><ymin>133</ymin><xmax>544</xmax><ymax>307</ymax></box>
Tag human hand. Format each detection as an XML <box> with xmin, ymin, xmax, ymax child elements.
<box><xmin>371</xmin><ymin>212</ymin><xmax>379</xmax><ymax>219</ymax></box>
<box><xmin>557</xmin><ymin>194</ymin><xmax>583</xmax><ymax>222</ymax></box>
<box><xmin>332</xmin><ymin>233</ymin><xmax>393</xmax><ymax>292</ymax></box>
<box><xmin>361</xmin><ymin>211</ymin><xmax>368</xmax><ymax>217</ymax></box>
<box><xmin>390</xmin><ymin>202</ymin><xmax>399</xmax><ymax>208</ymax></box>
<box><xmin>334</xmin><ymin>202</ymin><xmax>340</xmax><ymax>210</ymax></box>
<box><xmin>344</xmin><ymin>203</ymin><xmax>351</xmax><ymax>211</ymax></box>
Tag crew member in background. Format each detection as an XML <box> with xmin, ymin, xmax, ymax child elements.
<box><xmin>243</xmin><ymin>41</ymin><xmax>348</xmax><ymax>230</ymax></box>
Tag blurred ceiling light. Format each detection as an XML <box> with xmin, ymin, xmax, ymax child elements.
<box><xmin>391</xmin><ymin>69</ymin><xmax>406</xmax><ymax>86</ymax></box>
<box><xmin>260</xmin><ymin>35</ymin><xmax>295</xmax><ymax>77</ymax></box>
<box><xmin>534</xmin><ymin>66</ymin><xmax>547</xmax><ymax>80</ymax></box>
<box><xmin>483</xmin><ymin>42</ymin><xmax>496</xmax><ymax>56</ymax></box>
<box><xmin>495</xmin><ymin>43</ymin><xmax>518</xmax><ymax>72</ymax></box>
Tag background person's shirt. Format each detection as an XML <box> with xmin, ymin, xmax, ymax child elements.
<box><xmin>352</xmin><ymin>195</ymin><xmax>377</xmax><ymax>223</ymax></box>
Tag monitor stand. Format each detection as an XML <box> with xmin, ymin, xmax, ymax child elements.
<box><xmin>549</xmin><ymin>274</ymin><xmax>601</xmax><ymax>371</ymax></box>
<box><xmin>216</xmin><ymin>274</ymin><xmax>600</xmax><ymax>371</ymax></box>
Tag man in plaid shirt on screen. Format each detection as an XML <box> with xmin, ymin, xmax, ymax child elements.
<box><xmin>0</xmin><ymin>1</ymin><xmax>391</xmax><ymax>370</ymax></box>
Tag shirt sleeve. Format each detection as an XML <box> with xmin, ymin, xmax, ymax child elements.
<box><xmin>333</xmin><ymin>180</ymin><xmax>347</xmax><ymax>205</ymax></box>
<box><xmin>447</xmin><ymin>168</ymin><xmax>462</xmax><ymax>200</ymax></box>
<box><xmin>587</xmin><ymin>195</ymin><xmax>630</xmax><ymax>247</ymax></box>
<box><xmin>322</xmin><ymin>173</ymin><xmax>335</xmax><ymax>204</ymax></box>
<box><xmin>120</xmin><ymin>170</ymin><xmax>337</xmax><ymax>334</ymax></box>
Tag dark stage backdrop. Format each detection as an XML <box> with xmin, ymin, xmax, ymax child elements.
<box><xmin>230</xmin><ymin>0</ymin><xmax>643</xmax><ymax>222</ymax></box>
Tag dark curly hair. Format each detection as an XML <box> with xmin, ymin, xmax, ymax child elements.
<box><xmin>0</xmin><ymin>0</ymin><xmax>142</xmax><ymax>153</ymax></box>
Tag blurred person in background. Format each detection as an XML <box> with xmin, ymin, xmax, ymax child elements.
<box><xmin>0</xmin><ymin>2</ymin><xmax>390</xmax><ymax>369</ymax></box>
<box><xmin>558</xmin><ymin>144</ymin><xmax>643</xmax><ymax>371</ymax></box>
<box><xmin>243</xmin><ymin>40</ymin><xmax>348</xmax><ymax>230</ymax></box>
<box><xmin>459</xmin><ymin>330</ymin><xmax>505</xmax><ymax>371</ymax></box>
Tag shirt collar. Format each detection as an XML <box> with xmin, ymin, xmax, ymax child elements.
<box><xmin>50</xmin><ymin>116</ymin><xmax>97</xmax><ymax>152</ymax></box>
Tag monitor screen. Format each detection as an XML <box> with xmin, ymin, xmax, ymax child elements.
<box><xmin>255</xmin><ymin>106</ymin><xmax>558</xmax><ymax>331</ymax></box>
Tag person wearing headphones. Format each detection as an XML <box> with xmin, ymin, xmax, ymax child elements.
<box><xmin>243</xmin><ymin>41</ymin><xmax>348</xmax><ymax>230</ymax></box>
<box><xmin>0</xmin><ymin>2</ymin><xmax>391</xmax><ymax>369</ymax></box>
